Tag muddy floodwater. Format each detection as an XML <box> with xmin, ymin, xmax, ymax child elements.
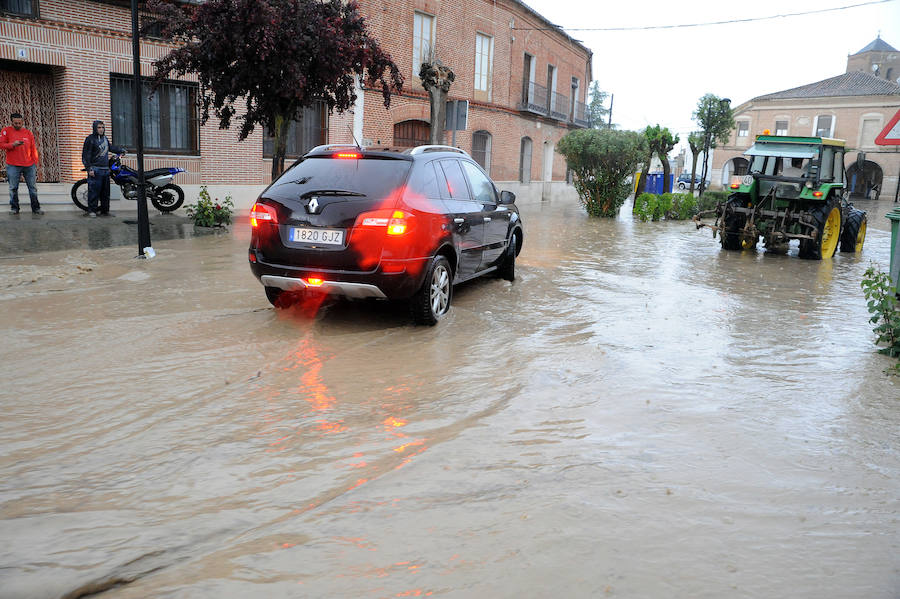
<box><xmin>1</xmin><ymin>196</ymin><xmax>898</xmax><ymax>598</ymax></box>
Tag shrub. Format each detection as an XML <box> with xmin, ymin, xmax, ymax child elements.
<box><xmin>186</xmin><ymin>185</ymin><xmax>234</xmax><ymax>227</ymax></box>
<box><xmin>558</xmin><ymin>128</ymin><xmax>648</xmax><ymax>217</ymax></box>
<box><xmin>657</xmin><ymin>192</ymin><xmax>674</xmax><ymax>217</ymax></box>
<box><xmin>861</xmin><ymin>265</ymin><xmax>900</xmax><ymax>374</ymax></box>
<box><xmin>698</xmin><ymin>190</ymin><xmax>727</xmax><ymax>212</ymax></box>
<box><xmin>634</xmin><ymin>192</ymin><xmax>658</xmax><ymax>221</ymax></box>
<box><xmin>636</xmin><ymin>192</ymin><xmax>697</xmax><ymax>221</ymax></box>
<box><xmin>669</xmin><ymin>193</ymin><xmax>697</xmax><ymax>220</ymax></box>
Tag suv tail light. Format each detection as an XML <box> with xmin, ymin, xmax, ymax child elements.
<box><xmin>250</xmin><ymin>202</ymin><xmax>277</xmax><ymax>227</ymax></box>
<box><xmin>356</xmin><ymin>209</ymin><xmax>413</xmax><ymax>236</ymax></box>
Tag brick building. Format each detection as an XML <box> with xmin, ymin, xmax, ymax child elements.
<box><xmin>713</xmin><ymin>37</ymin><xmax>900</xmax><ymax>202</ymax></box>
<box><xmin>0</xmin><ymin>0</ymin><xmax>591</xmax><ymax>210</ymax></box>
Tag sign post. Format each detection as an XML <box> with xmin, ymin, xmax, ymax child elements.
<box><xmin>874</xmin><ymin>108</ymin><xmax>900</xmax><ymax>291</ymax></box>
<box><xmin>445</xmin><ymin>100</ymin><xmax>468</xmax><ymax>147</ymax></box>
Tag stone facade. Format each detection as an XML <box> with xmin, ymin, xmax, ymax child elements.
<box><xmin>0</xmin><ymin>0</ymin><xmax>591</xmax><ymax>210</ymax></box>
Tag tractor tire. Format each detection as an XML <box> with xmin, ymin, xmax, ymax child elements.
<box><xmin>839</xmin><ymin>209</ymin><xmax>867</xmax><ymax>253</ymax></box>
<box><xmin>720</xmin><ymin>197</ymin><xmax>747</xmax><ymax>251</ymax></box>
<box><xmin>799</xmin><ymin>198</ymin><xmax>841</xmax><ymax>260</ymax></box>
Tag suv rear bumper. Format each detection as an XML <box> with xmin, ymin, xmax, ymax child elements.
<box><xmin>250</xmin><ymin>255</ymin><xmax>430</xmax><ymax>300</ymax></box>
<box><xmin>261</xmin><ymin>275</ymin><xmax>387</xmax><ymax>299</ymax></box>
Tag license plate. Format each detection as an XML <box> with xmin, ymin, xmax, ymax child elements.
<box><xmin>291</xmin><ymin>227</ymin><xmax>344</xmax><ymax>245</ymax></box>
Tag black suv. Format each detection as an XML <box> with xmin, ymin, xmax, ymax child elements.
<box><xmin>248</xmin><ymin>145</ymin><xmax>523</xmax><ymax>325</ymax></box>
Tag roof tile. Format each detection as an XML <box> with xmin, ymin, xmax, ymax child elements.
<box><xmin>753</xmin><ymin>71</ymin><xmax>900</xmax><ymax>101</ymax></box>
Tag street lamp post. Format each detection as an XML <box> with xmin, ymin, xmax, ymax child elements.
<box><xmin>699</xmin><ymin>97</ymin><xmax>730</xmax><ymax>197</ymax></box>
<box><xmin>131</xmin><ymin>0</ymin><xmax>152</xmax><ymax>257</ymax></box>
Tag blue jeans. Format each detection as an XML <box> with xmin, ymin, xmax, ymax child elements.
<box><xmin>87</xmin><ymin>169</ymin><xmax>111</xmax><ymax>214</ymax></box>
<box><xmin>7</xmin><ymin>163</ymin><xmax>40</xmax><ymax>212</ymax></box>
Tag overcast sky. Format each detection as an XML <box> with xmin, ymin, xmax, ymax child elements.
<box><xmin>525</xmin><ymin>0</ymin><xmax>900</xmax><ymax>149</ymax></box>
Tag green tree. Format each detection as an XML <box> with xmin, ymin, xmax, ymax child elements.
<box><xmin>586</xmin><ymin>81</ymin><xmax>609</xmax><ymax>129</ymax></box>
<box><xmin>692</xmin><ymin>94</ymin><xmax>734</xmax><ymax>194</ymax></box>
<box><xmin>557</xmin><ymin>128</ymin><xmax>647</xmax><ymax>217</ymax></box>
<box><xmin>148</xmin><ymin>0</ymin><xmax>403</xmax><ymax>180</ymax></box>
<box><xmin>687</xmin><ymin>131</ymin><xmax>704</xmax><ymax>195</ymax></box>
<box><xmin>635</xmin><ymin>125</ymin><xmax>678</xmax><ymax>197</ymax></box>
<box><xmin>655</xmin><ymin>127</ymin><xmax>679</xmax><ymax>195</ymax></box>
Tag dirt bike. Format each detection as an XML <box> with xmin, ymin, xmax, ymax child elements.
<box><xmin>71</xmin><ymin>155</ymin><xmax>186</xmax><ymax>213</ymax></box>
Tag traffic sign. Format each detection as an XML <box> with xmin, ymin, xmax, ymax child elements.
<box><xmin>875</xmin><ymin>107</ymin><xmax>900</xmax><ymax>145</ymax></box>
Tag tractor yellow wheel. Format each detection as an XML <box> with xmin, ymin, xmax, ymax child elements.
<box><xmin>800</xmin><ymin>199</ymin><xmax>841</xmax><ymax>260</ymax></box>
<box><xmin>840</xmin><ymin>209</ymin><xmax>867</xmax><ymax>253</ymax></box>
<box><xmin>820</xmin><ymin>205</ymin><xmax>841</xmax><ymax>258</ymax></box>
<box><xmin>855</xmin><ymin>220</ymin><xmax>867</xmax><ymax>252</ymax></box>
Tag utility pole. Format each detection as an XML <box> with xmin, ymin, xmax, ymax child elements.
<box><xmin>607</xmin><ymin>93</ymin><xmax>613</xmax><ymax>129</ymax></box>
<box><xmin>132</xmin><ymin>0</ymin><xmax>152</xmax><ymax>257</ymax></box>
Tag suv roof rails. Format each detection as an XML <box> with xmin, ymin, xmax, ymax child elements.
<box><xmin>307</xmin><ymin>144</ymin><xmax>362</xmax><ymax>154</ymax></box>
<box><xmin>406</xmin><ymin>145</ymin><xmax>470</xmax><ymax>157</ymax></box>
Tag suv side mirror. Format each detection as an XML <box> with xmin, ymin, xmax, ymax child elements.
<box><xmin>499</xmin><ymin>190</ymin><xmax>516</xmax><ymax>205</ymax></box>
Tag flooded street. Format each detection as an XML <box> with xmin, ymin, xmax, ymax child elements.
<box><xmin>1</xmin><ymin>196</ymin><xmax>898</xmax><ymax>598</ymax></box>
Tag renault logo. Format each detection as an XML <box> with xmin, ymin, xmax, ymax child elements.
<box><xmin>307</xmin><ymin>197</ymin><xmax>320</xmax><ymax>214</ymax></box>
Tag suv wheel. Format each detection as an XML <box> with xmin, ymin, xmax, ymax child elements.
<box><xmin>497</xmin><ymin>232</ymin><xmax>517</xmax><ymax>281</ymax></box>
<box><xmin>411</xmin><ymin>255</ymin><xmax>452</xmax><ymax>325</ymax></box>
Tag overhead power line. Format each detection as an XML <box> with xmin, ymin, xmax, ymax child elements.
<box><xmin>513</xmin><ymin>0</ymin><xmax>896</xmax><ymax>32</ymax></box>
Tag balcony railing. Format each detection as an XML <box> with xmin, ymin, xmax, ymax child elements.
<box><xmin>572</xmin><ymin>101</ymin><xmax>589</xmax><ymax>128</ymax></box>
<box><xmin>517</xmin><ymin>81</ymin><xmax>548</xmax><ymax>115</ymax></box>
<box><xmin>550</xmin><ymin>91</ymin><xmax>569</xmax><ymax>121</ymax></box>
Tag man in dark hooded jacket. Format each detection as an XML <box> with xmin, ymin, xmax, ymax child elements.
<box><xmin>81</xmin><ymin>120</ymin><xmax>125</xmax><ymax>216</ymax></box>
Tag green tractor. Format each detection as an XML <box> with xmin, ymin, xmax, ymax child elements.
<box><xmin>696</xmin><ymin>135</ymin><xmax>867</xmax><ymax>259</ymax></box>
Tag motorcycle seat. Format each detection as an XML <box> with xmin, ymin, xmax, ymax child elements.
<box><xmin>143</xmin><ymin>168</ymin><xmax>175</xmax><ymax>178</ymax></box>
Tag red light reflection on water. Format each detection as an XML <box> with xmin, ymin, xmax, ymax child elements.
<box><xmin>315</xmin><ymin>420</ymin><xmax>347</xmax><ymax>433</ymax></box>
<box><xmin>288</xmin><ymin>340</ymin><xmax>335</xmax><ymax>412</ymax></box>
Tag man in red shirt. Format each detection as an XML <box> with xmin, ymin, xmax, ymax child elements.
<box><xmin>0</xmin><ymin>113</ymin><xmax>43</xmax><ymax>215</ymax></box>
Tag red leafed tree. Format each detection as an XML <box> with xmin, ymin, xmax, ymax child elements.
<box><xmin>148</xmin><ymin>0</ymin><xmax>403</xmax><ymax>179</ymax></box>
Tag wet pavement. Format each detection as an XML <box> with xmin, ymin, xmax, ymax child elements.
<box><xmin>1</xmin><ymin>195</ymin><xmax>898</xmax><ymax>598</ymax></box>
<box><xmin>0</xmin><ymin>209</ymin><xmax>222</xmax><ymax>256</ymax></box>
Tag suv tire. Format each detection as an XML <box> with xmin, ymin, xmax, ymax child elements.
<box><xmin>497</xmin><ymin>232</ymin><xmax>517</xmax><ymax>281</ymax></box>
<box><xmin>411</xmin><ymin>255</ymin><xmax>452</xmax><ymax>325</ymax></box>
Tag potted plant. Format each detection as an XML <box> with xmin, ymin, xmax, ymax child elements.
<box><xmin>186</xmin><ymin>186</ymin><xmax>234</xmax><ymax>228</ymax></box>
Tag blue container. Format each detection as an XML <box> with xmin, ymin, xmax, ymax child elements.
<box><xmin>645</xmin><ymin>173</ymin><xmax>674</xmax><ymax>195</ymax></box>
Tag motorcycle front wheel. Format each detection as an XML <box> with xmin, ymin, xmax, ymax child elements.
<box><xmin>70</xmin><ymin>179</ymin><xmax>89</xmax><ymax>212</ymax></box>
<box><xmin>151</xmin><ymin>184</ymin><xmax>185</xmax><ymax>213</ymax></box>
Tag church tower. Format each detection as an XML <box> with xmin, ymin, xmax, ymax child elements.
<box><xmin>846</xmin><ymin>36</ymin><xmax>899</xmax><ymax>83</ymax></box>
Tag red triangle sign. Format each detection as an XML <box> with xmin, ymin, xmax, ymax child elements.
<box><xmin>875</xmin><ymin>108</ymin><xmax>900</xmax><ymax>145</ymax></box>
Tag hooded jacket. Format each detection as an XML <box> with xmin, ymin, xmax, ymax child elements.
<box><xmin>82</xmin><ymin>121</ymin><xmax>125</xmax><ymax>170</ymax></box>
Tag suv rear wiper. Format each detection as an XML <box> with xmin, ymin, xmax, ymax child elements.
<box><xmin>303</xmin><ymin>189</ymin><xmax>367</xmax><ymax>197</ymax></box>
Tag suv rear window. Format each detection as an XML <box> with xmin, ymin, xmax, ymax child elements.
<box><xmin>269</xmin><ymin>156</ymin><xmax>412</xmax><ymax>200</ymax></box>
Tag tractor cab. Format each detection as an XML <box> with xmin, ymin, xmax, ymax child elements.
<box><xmin>728</xmin><ymin>135</ymin><xmax>847</xmax><ymax>203</ymax></box>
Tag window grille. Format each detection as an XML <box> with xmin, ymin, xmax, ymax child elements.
<box><xmin>110</xmin><ymin>75</ymin><xmax>198</xmax><ymax>154</ymax></box>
